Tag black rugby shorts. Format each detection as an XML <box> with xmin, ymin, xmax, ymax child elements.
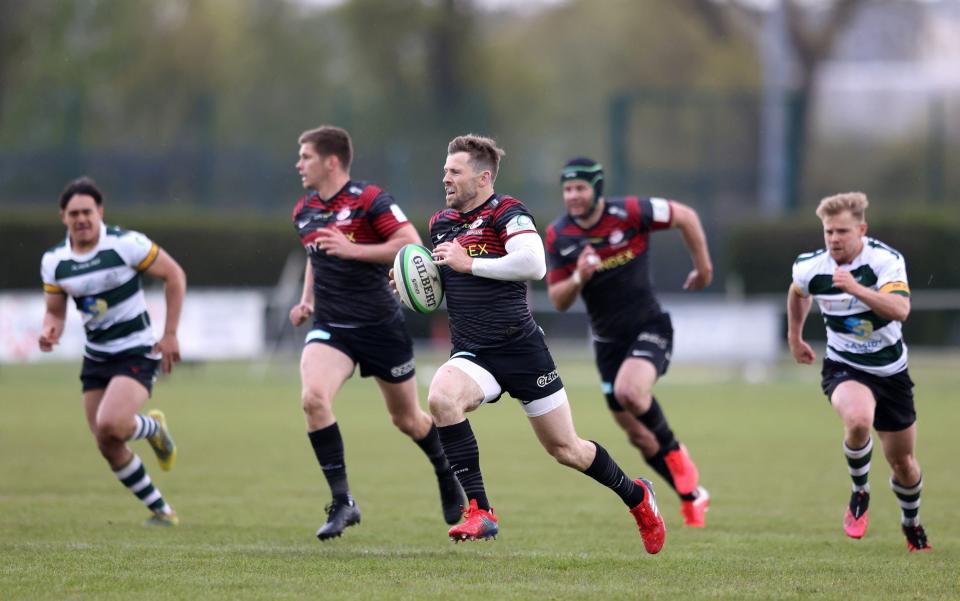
<box><xmin>821</xmin><ymin>358</ymin><xmax>916</xmax><ymax>432</ymax></box>
<box><xmin>449</xmin><ymin>327</ymin><xmax>564</xmax><ymax>405</ymax></box>
<box><xmin>593</xmin><ymin>312</ymin><xmax>673</xmax><ymax>412</ymax></box>
<box><xmin>305</xmin><ymin>315</ymin><xmax>415</xmax><ymax>383</ymax></box>
<box><xmin>80</xmin><ymin>354</ymin><xmax>161</xmax><ymax>395</ymax></box>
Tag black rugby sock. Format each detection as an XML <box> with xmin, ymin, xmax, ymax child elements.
<box><xmin>437</xmin><ymin>420</ymin><xmax>490</xmax><ymax>510</ymax></box>
<box><xmin>414</xmin><ymin>423</ymin><xmax>452</xmax><ymax>475</ymax></box>
<box><xmin>635</xmin><ymin>397</ymin><xmax>679</xmax><ymax>451</ymax></box>
<box><xmin>308</xmin><ymin>423</ymin><xmax>351</xmax><ymax>501</ymax></box>
<box><xmin>583</xmin><ymin>442</ymin><xmax>645</xmax><ymax>508</ymax></box>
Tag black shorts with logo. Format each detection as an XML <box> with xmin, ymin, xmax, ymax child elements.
<box><xmin>305</xmin><ymin>315</ymin><xmax>415</xmax><ymax>383</ymax></box>
<box><xmin>80</xmin><ymin>354</ymin><xmax>161</xmax><ymax>395</ymax></box>
<box><xmin>452</xmin><ymin>327</ymin><xmax>563</xmax><ymax>404</ymax></box>
<box><xmin>821</xmin><ymin>358</ymin><xmax>916</xmax><ymax>432</ymax></box>
<box><xmin>593</xmin><ymin>311</ymin><xmax>673</xmax><ymax>412</ymax></box>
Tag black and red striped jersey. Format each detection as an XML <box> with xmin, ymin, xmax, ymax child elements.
<box><xmin>429</xmin><ymin>194</ymin><xmax>539</xmax><ymax>350</ymax></box>
<box><xmin>292</xmin><ymin>180</ymin><xmax>409</xmax><ymax>326</ymax></box>
<box><xmin>545</xmin><ymin>196</ymin><xmax>673</xmax><ymax>339</ymax></box>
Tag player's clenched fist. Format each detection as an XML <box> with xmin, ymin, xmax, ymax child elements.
<box><xmin>38</xmin><ymin>324</ymin><xmax>61</xmax><ymax>352</ymax></box>
<box><xmin>289</xmin><ymin>301</ymin><xmax>313</xmax><ymax>327</ymax></box>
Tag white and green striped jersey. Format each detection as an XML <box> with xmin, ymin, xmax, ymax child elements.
<box><xmin>792</xmin><ymin>237</ymin><xmax>911</xmax><ymax>376</ymax></box>
<box><xmin>41</xmin><ymin>223</ymin><xmax>160</xmax><ymax>361</ymax></box>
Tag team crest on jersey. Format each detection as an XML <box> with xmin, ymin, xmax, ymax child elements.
<box><xmin>609</xmin><ymin>205</ymin><xmax>628</xmax><ymax>219</ymax></box>
<box><xmin>458</xmin><ymin>217</ymin><xmax>486</xmax><ymax>239</ymax></box>
<box><xmin>336</xmin><ymin>207</ymin><xmax>352</xmax><ymax>221</ymax></box>
<box><xmin>80</xmin><ymin>297</ymin><xmax>109</xmax><ymax>320</ymax></box>
<box><xmin>844</xmin><ymin>317</ymin><xmax>874</xmax><ymax>339</ymax></box>
<box><xmin>608</xmin><ymin>229</ymin><xmax>625</xmax><ymax>245</ymax></box>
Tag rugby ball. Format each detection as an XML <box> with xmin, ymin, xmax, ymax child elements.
<box><xmin>393</xmin><ymin>244</ymin><xmax>444</xmax><ymax>314</ymax></box>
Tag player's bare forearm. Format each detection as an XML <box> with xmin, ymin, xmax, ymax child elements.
<box><xmin>162</xmin><ymin>272</ymin><xmax>186</xmax><ymax>336</ymax></box>
<box><xmin>786</xmin><ymin>285</ymin><xmax>812</xmax><ymax>342</ymax></box>
<box><xmin>42</xmin><ymin>309</ymin><xmax>66</xmax><ymax>332</ymax></box>
<box><xmin>144</xmin><ymin>249</ymin><xmax>185</xmax><ymax>373</ymax></box>
<box><xmin>355</xmin><ymin>225</ymin><xmax>422</xmax><ymax>264</ymax></box>
<box><xmin>841</xmin><ymin>279</ymin><xmax>910</xmax><ymax>322</ymax></box>
<box><xmin>147</xmin><ymin>249</ymin><xmax>187</xmax><ymax>336</ymax></box>
<box><xmin>42</xmin><ymin>292</ymin><xmax>67</xmax><ymax>324</ymax></box>
<box><xmin>857</xmin><ymin>289</ymin><xmax>909</xmax><ymax>321</ymax></box>
<box><xmin>39</xmin><ymin>292</ymin><xmax>67</xmax><ymax>351</ymax></box>
<box><xmin>673</xmin><ymin>203</ymin><xmax>713</xmax><ymax>285</ymax></box>
<box><xmin>547</xmin><ymin>278</ymin><xmax>579</xmax><ymax>312</ymax></box>
<box><xmin>300</xmin><ymin>260</ymin><xmax>315</xmax><ymax>305</ymax></box>
<box><xmin>321</xmin><ymin>223</ymin><xmax>421</xmax><ymax>265</ymax></box>
<box><xmin>786</xmin><ymin>285</ymin><xmax>816</xmax><ymax>364</ymax></box>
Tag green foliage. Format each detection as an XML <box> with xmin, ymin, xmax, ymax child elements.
<box><xmin>1</xmin><ymin>357</ymin><xmax>958</xmax><ymax>600</ymax></box>
<box><xmin>728</xmin><ymin>210</ymin><xmax>960</xmax><ymax>293</ymax></box>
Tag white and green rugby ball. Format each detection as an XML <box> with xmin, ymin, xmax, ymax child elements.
<box><xmin>394</xmin><ymin>243</ymin><xmax>444</xmax><ymax>314</ymax></box>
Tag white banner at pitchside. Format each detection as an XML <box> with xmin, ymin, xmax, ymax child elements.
<box><xmin>0</xmin><ymin>290</ymin><xmax>265</xmax><ymax>363</ymax></box>
<box><xmin>664</xmin><ymin>300</ymin><xmax>781</xmax><ymax>363</ymax></box>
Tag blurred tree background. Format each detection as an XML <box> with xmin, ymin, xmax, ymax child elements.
<box><xmin>1</xmin><ymin>0</ymin><xmax>958</xmax><ymax>293</ymax></box>
<box><xmin>0</xmin><ymin>0</ymin><xmax>758</xmax><ymax>213</ymax></box>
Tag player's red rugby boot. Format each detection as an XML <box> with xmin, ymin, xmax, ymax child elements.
<box><xmin>629</xmin><ymin>478</ymin><xmax>666</xmax><ymax>554</ymax></box>
<box><xmin>448</xmin><ymin>499</ymin><xmax>498</xmax><ymax>542</ymax></box>
<box><xmin>843</xmin><ymin>490</ymin><xmax>869</xmax><ymax>539</ymax></box>
<box><xmin>902</xmin><ymin>524</ymin><xmax>931</xmax><ymax>552</ymax></box>
<box><xmin>680</xmin><ymin>486</ymin><xmax>710</xmax><ymax>528</ymax></box>
<box><xmin>663</xmin><ymin>444</ymin><xmax>699</xmax><ymax>496</ymax></box>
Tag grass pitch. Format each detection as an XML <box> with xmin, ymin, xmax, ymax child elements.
<box><xmin>1</xmin><ymin>352</ymin><xmax>957</xmax><ymax>600</ymax></box>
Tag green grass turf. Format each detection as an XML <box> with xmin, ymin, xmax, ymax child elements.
<box><xmin>1</xmin><ymin>352</ymin><xmax>957</xmax><ymax>600</ymax></box>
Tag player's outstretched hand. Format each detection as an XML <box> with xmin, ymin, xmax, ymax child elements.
<box><xmin>289</xmin><ymin>301</ymin><xmax>313</xmax><ymax>327</ymax></box>
<box><xmin>788</xmin><ymin>338</ymin><xmax>816</xmax><ymax>364</ymax></box>
<box><xmin>155</xmin><ymin>333</ymin><xmax>181</xmax><ymax>374</ymax></box>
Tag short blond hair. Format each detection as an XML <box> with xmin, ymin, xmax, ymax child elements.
<box><xmin>815</xmin><ymin>192</ymin><xmax>869</xmax><ymax>221</ymax></box>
